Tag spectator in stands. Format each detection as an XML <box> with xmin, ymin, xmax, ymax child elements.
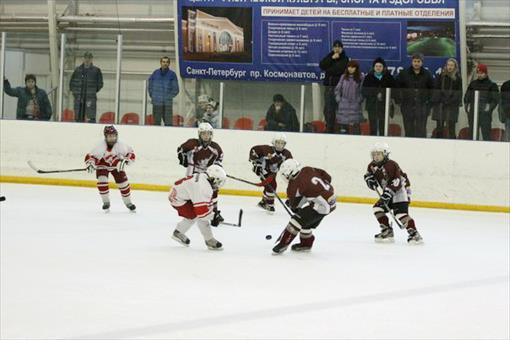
<box><xmin>265</xmin><ymin>94</ymin><xmax>299</xmax><ymax>132</ymax></box>
<box><xmin>148</xmin><ymin>56</ymin><xmax>180</xmax><ymax>126</ymax></box>
<box><xmin>431</xmin><ymin>58</ymin><xmax>463</xmax><ymax>139</ymax></box>
<box><xmin>335</xmin><ymin>60</ymin><xmax>364</xmax><ymax>134</ymax></box>
<box><xmin>464</xmin><ymin>64</ymin><xmax>500</xmax><ymax>141</ymax></box>
<box><xmin>361</xmin><ymin>57</ymin><xmax>396</xmax><ymax>136</ymax></box>
<box><xmin>3</xmin><ymin>75</ymin><xmax>52</xmax><ymax>121</ymax></box>
<box><xmin>320</xmin><ymin>40</ymin><xmax>349</xmax><ymax>134</ymax></box>
<box><xmin>499</xmin><ymin>80</ymin><xmax>510</xmax><ymax>142</ymax></box>
<box><xmin>396</xmin><ymin>53</ymin><xmax>434</xmax><ymax>138</ymax></box>
<box><xmin>201</xmin><ymin>100</ymin><xmax>219</xmax><ymax>128</ymax></box>
<box><xmin>69</xmin><ymin>51</ymin><xmax>103</xmax><ymax>123</ymax></box>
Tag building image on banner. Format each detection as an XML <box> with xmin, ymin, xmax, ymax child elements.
<box><xmin>407</xmin><ymin>21</ymin><xmax>456</xmax><ymax>57</ymax></box>
<box><xmin>182</xmin><ymin>7</ymin><xmax>252</xmax><ymax>63</ymax></box>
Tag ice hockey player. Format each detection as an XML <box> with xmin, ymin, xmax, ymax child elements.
<box><xmin>272</xmin><ymin>159</ymin><xmax>336</xmax><ymax>254</ymax></box>
<box><xmin>177</xmin><ymin>122</ymin><xmax>224</xmax><ymax>226</ymax></box>
<box><xmin>364</xmin><ymin>142</ymin><xmax>423</xmax><ymax>244</ymax></box>
<box><xmin>249</xmin><ymin>133</ymin><xmax>293</xmax><ymax>212</ymax></box>
<box><xmin>84</xmin><ymin>125</ymin><xmax>136</xmax><ymax>212</ymax></box>
<box><xmin>169</xmin><ymin>164</ymin><xmax>227</xmax><ymax>250</ymax></box>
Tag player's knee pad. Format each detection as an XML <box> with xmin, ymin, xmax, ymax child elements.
<box><xmin>373</xmin><ymin>206</ymin><xmax>386</xmax><ymax>217</ymax></box>
<box><xmin>300</xmin><ymin>228</ymin><xmax>313</xmax><ymax>238</ymax></box>
<box><xmin>286</xmin><ymin>221</ymin><xmax>301</xmax><ymax>234</ymax></box>
<box><xmin>396</xmin><ymin>213</ymin><xmax>411</xmax><ymax>228</ymax></box>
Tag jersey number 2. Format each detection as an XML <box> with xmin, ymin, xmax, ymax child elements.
<box><xmin>311</xmin><ymin>177</ymin><xmax>331</xmax><ymax>190</ymax></box>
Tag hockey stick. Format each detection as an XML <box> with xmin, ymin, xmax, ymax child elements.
<box><xmin>227</xmin><ymin>174</ymin><xmax>293</xmax><ymax>217</ymax></box>
<box><xmin>28</xmin><ymin>161</ymin><xmax>88</xmax><ymax>174</ymax></box>
<box><xmin>220</xmin><ymin>209</ymin><xmax>243</xmax><ymax>227</ymax></box>
<box><xmin>374</xmin><ymin>185</ymin><xmax>405</xmax><ymax>230</ymax></box>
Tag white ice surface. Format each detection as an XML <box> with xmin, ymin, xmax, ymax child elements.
<box><xmin>0</xmin><ymin>183</ymin><xmax>509</xmax><ymax>340</ymax></box>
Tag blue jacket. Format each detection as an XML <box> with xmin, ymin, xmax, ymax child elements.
<box><xmin>148</xmin><ymin>68</ymin><xmax>179</xmax><ymax>105</ymax></box>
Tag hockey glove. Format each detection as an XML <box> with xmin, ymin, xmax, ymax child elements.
<box><xmin>177</xmin><ymin>150</ymin><xmax>188</xmax><ymax>167</ymax></box>
<box><xmin>252</xmin><ymin>161</ymin><xmax>264</xmax><ymax>177</ymax></box>
<box><xmin>211</xmin><ymin>210</ymin><xmax>222</xmax><ymax>227</ymax></box>
<box><xmin>85</xmin><ymin>160</ymin><xmax>96</xmax><ymax>174</ymax></box>
<box><xmin>380</xmin><ymin>188</ymin><xmax>394</xmax><ymax>205</ymax></box>
<box><xmin>117</xmin><ymin>159</ymin><xmax>129</xmax><ymax>172</ymax></box>
<box><xmin>364</xmin><ymin>172</ymin><xmax>378</xmax><ymax>190</ymax></box>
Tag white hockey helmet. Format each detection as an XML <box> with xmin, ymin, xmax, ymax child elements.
<box><xmin>198</xmin><ymin>122</ymin><xmax>213</xmax><ymax>143</ymax></box>
<box><xmin>279</xmin><ymin>159</ymin><xmax>302</xmax><ymax>182</ymax></box>
<box><xmin>371</xmin><ymin>142</ymin><xmax>390</xmax><ymax>163</ymax></box>
<box><xmin>206</xmin><ymin>165</ymin><xmax>227</xmax><ymax>189</ymax></box>
<box><xmin>272</xmin><ymin>133</ymin><xmax>287</xmax><ymax>152</ymax></box>
<box><xmin>198</xmin><ymin>94</ymin><xmax>210</xmax><ymax>103</ymax></box>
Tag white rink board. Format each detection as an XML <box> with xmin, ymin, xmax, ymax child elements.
<box><xmin>1</xmin><ymin>119</ymin><xmax>509</xmax><ymax>207</ymax></box>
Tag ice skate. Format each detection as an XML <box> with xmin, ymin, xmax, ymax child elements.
<box><xmin>102</xmin><ymin>202</ymin><xmax>110</xmax><ymax>213</ymax></box>
<box><xmin>272</xmin><ymin>229</ymin><xmax>297</xmax><ymax>255</ymax></box>
<box><xmin>171</xmin><ymin>230</ymin><xmax>190</xmax><ymax>246</ymax></box>
<box><xmin>407</xmin><ymin>229</ymin><xmax>424</xmax><ymax>245</ymax></box>
<box><xmin>257</xmin><ymin>200</ymin><xmax>275</xmax><ymax>213</ymax></box>
<box><xmin>374</xmin><ymin>226</ymin><xmax>394</xmax><ymax>243</ymax></box>
<box><xmin>205</xmin><ymin>238</ymin><xmax>223</xmax><ymax>250</ymax></box>
<box><xmin>126</xmin><ymin>203</ymin><xmax>136</xmax><ymax>212</ymax></box>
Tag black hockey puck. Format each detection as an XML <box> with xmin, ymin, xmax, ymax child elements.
<box><xmin>265</xmin><ymin>234</ymin><xmax>272</xmax><ymax>240</ymax></box>
<box><xmin>0</xmin><ymin>196</ymin><xmax>5</xmax><ymax>202</ymax></box>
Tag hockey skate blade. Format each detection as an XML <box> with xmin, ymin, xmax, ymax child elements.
<box><xmin>408</xmin><ymin>239</ymin><xmax>424</xmax><ymax>245</ymax></box>
<box><xmin>206</xmin><ymin>246</ymin><xmax>223</xmax><ymax>251</ymax></box>
<box><xmin>171</xmin><ymin>235</ymin><xmax>190</xmax><ymax>247</ymax></box>
<box><xmin>374</xmin><ymin>237</ymin><xmax>395</xmax><ymax>244</ymax></box>
<box><xmin>291</xmin><ymin>248</ymin><xmax>312</xmax><ymax>253</ymax></box>
<box><xmin>103</xmin><ymin>209</ymin><xmax>110</xmax><ymax>214</ymax></box>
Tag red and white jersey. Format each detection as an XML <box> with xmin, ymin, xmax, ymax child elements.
<box><xmin>178</xmin><ymin>139</ymin><xmax>223</xmax><ymax>176</ymax></box>
<box><xmin>85</xmin><ymin>140</ymin><xmax>135</xmax><ymax>171</ymax></box>
<box><xmin>367</xmin><ymin>159</ymin><xmax>409</xmax><ymax>203</ymax></box>
<box><xmin>169</xmin><ymin>173</ymin><xmax>213</xmax><ymax>219</ymax></box>
<box><xmin>287</xmin><ymin>167</ymin><xmax>336</xmax><ymax>215</ymax></box>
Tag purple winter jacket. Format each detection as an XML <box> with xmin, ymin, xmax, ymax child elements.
<box><xmin>335</xmin><ymin>73</ymin><xmax>365</xmax><ymax>124</ymax></box>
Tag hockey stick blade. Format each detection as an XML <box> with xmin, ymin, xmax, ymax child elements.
<box><xmin>220</xmin><ymin>209</ymin><xmax>243</xmax><ymax>227</ymax></box>
<box><xmin>27</xmin><ymin>161</ymin><xmax>88</xmax><ymax>174</ymax></box>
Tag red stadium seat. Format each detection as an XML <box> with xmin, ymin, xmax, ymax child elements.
<box><xmin>145</xmin><ymin>114</ymin><xmax>154</xmax><ymax>125</ymax></box>
<box><xmin>234</xmin><ymin>117</ymin><xmax>254</xmax><ymax>130</ymax></box>
<box><xmin>120</xmin><ymin>112</ymin><xmax>140</xmax><ymax>125</ymax></box>
<box><xmin>457</xmin><ymin>127</ymin><xmax>471</xmax><ymax>140</ymax></box>
<box><xmin>360</xmin><ymin>121</ymin><xmax>370</xmax><ymax>135</ymax></box>
<box><xmin>310</xmin><ymin>120</ymin><xmax>326</xmax><ymax>133</ymax></box>
<box><xmin>491</xmin><ymin>128</ymin><xmax>505</xmax><ymax>141</ymax></box>
<box><xmin>172</xmin><ymin>114</ymin><xmax>184</xmax><ymax>127</ymax></box>
<box><xmin>99</xmin><ymin>112</ymin><xmax>115</xmax><ymax>124</ymax></box>
<box><xmin>257</xmin><ymin>118</ymin><xmax>267</xmax><ymax>131</ymax></box>
<box><xmin>388</xmin><ymin>123</ymin><xmax>402</xmax><ymax>137</ymax></box>
<box><xmin>222</xmin><ymin>117</ymin><xmax>230</xmax><ymax>129</ymax></box>
<box><xmin>61</xmin><ymin>109</ymin><xmax>74</xmax><ymax>122</ymax></box>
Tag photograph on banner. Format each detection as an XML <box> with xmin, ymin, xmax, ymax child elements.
<box><xmin>181</xmin><ymin>6</ymin><xmax>253</xmax><ymax>63</ymax></box>
<box><xmin>407</xmin><ymin>21</ymin><xmax>456</xmax><ymax>57</ymax></box>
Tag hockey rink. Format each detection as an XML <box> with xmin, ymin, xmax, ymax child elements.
<box><xmin>1</xmin><ymin>183</ymin><xmax>509</xmax><ymax>340</ymax></box>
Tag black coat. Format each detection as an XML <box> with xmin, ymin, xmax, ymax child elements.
<box><xmin>431</xmin><ymin>73</ymin><xmax>463</xmax><ymax>122</ymax></box>
<box><xmin>265</xmin><ymin>102</ymin><xmax>299</xmax><ymax>132</ymax></box>
<box><xmin>464</xmin><ymin>77</ymin><xmax>499</xmax><ymax>117</ymax></box>
<box><xmin>319</xmin><ymin>51</ymin><xmax>349</xmax><ymax>87</ymax></box>
<box><xmin>361</xmin><ymin>71</ymin><xmax>396</xmax><ymax>114</ymax></box>
<box><xmin>498</xmin><ymin>80</ymin><xmax>510</xmax><ymax>121</ymax></box>
<box><xmin>69</xmin><ymin>64</ymin><xmax>104</xmax><ymax>100</ymax></box>
<box><xmin>396</xmin><ymin>66</ymin><xmax>434</xmax><ymax>108</ymax></box>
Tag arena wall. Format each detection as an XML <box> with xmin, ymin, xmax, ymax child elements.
<box><xmin>1</xmin><ymin>120</ymin><xmax>509</xmax><ymax>212</ymax></box>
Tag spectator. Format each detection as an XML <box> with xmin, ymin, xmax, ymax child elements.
<box><xmin>69</xmin><ymin>51</ymin><xmax>103</xmax><ymax>123</ymax></box>
<box><xmin>335</xmin><ymin>60</ymin><xmax>364</xmax><ymax>134</ymax></box>
<box><xmin>396</xmin><ymin>53</ymin><xmax>434</xmax><ymax>138</ymax></box>
<box><xmin>464</xmin><ymin>64</ymin><xmax>500</xmax><ymax>141</ymax></box>
<box><xmin>148</xmin><ymin>56</ymin><xmax>180</xmax><ymax>126</ymax></box>
<box><xmin>319</xmin><ymin>40</ymin><xmax>349</xmax><ymax>133</ymax></box>
<box><xmin>265</xmin><ymin>94</ymin><xmax>299</xmax><ymax>132</ymax></box>
<box><xmin>201</xmin><ymin>100</ymin><xmax>220</xmax><ymax>128</ymax></box>
<box><xmin>431</xmin><ymin>58</ymin><xmax>463</xmax><ymax>139</ymax></box>
<box><xmin>196</xmin><ymin>94</ymin><xmax>211</xmax><ymax>122</ymax></box>
<box><xmin>499</xmin><ymin>80</ymin><xmax>510</xmax><ymax>142</ymax></box>
<box><xmin>361</xmin><ymin>57</ymin><xmax>396</xmax><ymax>136</ymax></box>
<box><xmin>3</xmin><ymin>75</ymin><xmax>52</xmax><ymax>121</ymax></box>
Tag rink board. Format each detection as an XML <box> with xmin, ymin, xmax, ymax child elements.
<box><xmin>1</xmin><ymin>120</ymin><xmax>509</xmax><ymax>212</ymax></box>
